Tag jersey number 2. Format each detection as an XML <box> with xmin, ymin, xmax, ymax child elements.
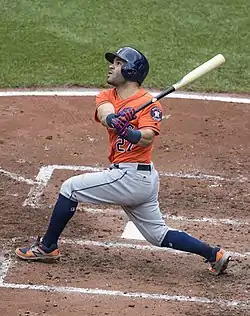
<box><xmin>116</xmin><ymin>138</ymin><xmax>134</xmax><ymax>152</ymax></box>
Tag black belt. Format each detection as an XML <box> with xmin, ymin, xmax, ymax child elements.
<box><xmin>113</xmin><ymin>164</ymin><xmax>151</xmax><ymax>171</ymax></box>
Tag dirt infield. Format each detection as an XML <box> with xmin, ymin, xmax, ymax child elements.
<box><xmin>0</xmin><ymin>95</ymin><xmax>250</xmax><ymax>315</ymax></box>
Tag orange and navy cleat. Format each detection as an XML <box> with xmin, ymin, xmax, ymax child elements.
<box><xmin>15</xmin><ymin>237</ymin><xmax>60</xmax><ymax>261</ymax></box>
<box><xmin>208</xmin><ymin>248</ymin><xmax>231</xmax><ymax>275</ymax></box>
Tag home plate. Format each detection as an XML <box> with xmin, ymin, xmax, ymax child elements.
<box><xmin>121</xmin><ymin>221</ymin><xmax>146</xmax><ymax>240</ymax></box>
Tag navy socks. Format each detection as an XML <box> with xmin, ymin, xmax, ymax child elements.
<box><xmin>42</xmin><ymin>193</ymin><xmax>78</xmax><ymax>248</ymax></box>
<box><xmin>42</xmin><ymin>194</ymin><xmax>216</xmax><ymax>261</ymax></box>
<box><xmin>161</xmin><ymin>229</ymin><xmax>215</xmax><ymax>261</ymax></box>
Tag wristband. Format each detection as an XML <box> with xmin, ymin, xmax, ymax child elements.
<box><xmin>123</xmin><ymin>129</ymin><xmax>142</xmax><ymax>144</ymax></box>
<box><xmin>105</xmin><ymin>113</ymin><xmax>116</xmax><ymax>127</ymax></box>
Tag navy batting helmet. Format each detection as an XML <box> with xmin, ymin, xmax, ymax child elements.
<box><xmin>105</xmin><ymin>47</ymin><xmax>149</xmax><ymax>85</ymax></box>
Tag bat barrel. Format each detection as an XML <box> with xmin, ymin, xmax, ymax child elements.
<box><xmin>134</xmin><ymin>54</ymin><xmax>225</xmax><ymax>115</ymax></box>
<box><xmin>173</xmin><ymin>54</ymin><xmax>225</xmax><ymax>90</ymax></box>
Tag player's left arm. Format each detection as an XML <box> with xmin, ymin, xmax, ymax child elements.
<box><xmin>111</xmin><ymin>102</ymin><xmax>162</xmax><ymax>145</ymax></box>
<box><xmin>136</xmin><ymin>128</ymin><xmax>156</xmax><ymax>147</ymax></box>
<box><xmin>135</xmin><ymin>102</ymin><xmax>162</xmax><ymax>146</ymax></box>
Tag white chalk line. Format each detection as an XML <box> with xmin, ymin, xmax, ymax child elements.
<box><xmin>0</xmin><ymin>252</ymin><xmax>12</xmax><ymax>285</ymax></box>
<box><xmin>0</xmin><ymin>88</ymin><xmax>249</xmax><ymax>104</ymax></box>
<box><xmin>0</xmin><ymin>168</ymin><xmax>36</xmax><ymax>185</ymax></box>
<box><xmin>0</xmin><ymin>282</ymin><xmax>249</xmax><ymax>308</ymax></box>
<box><xmin>23</xmin><ymin>164</ymin><xmax>249</xmax><ymax>186</ymax></box>
<box><xmin>0</xmin><ymin>241</ymin><xmax>249</xmax><ymax>307</ymax></box>
<box><xmin>1</xmin><ymin>164</ymin><xmax>249</xmax><ymax>308</ymax></box>
<box><xmin>26</xmin><ymin>164</ymin><xmax>227</xmax><ymax>181</ymax></box>
<box><xmin>17</xmin><ymin>164</ymin><xmax>236</xmax><ymax>208</ymax></box>
<box><xmin>0</xmin><ymin>243</ymin><xmax>249</xmax><ymax>309</ymax></box>
<box><xmin>79</xmin><ymin>206</ymin><xmax>250</xmax><ymax>227</ymax></box>
<box><xmin>1</xmin><ymin>165</ymin><xmax>249</xmax><ymax>227</ymax></box>
<box><xmin>7</xmin><ymin>236</ymin><xmax>250</xmax><ymax>259</ymax></box>
<box><xmin>22</xmin><ymin>165</ymin><xmax>103</xmax><ymax>207</ymax></box>
<box><xmin>61</xmin><ymin>238</ymin><xmax>250</xmax><ymax>259</ymax></box>
<box><xmin>23</xmin><ymin>166</ymin><xmax>55</xmax><ymax>208</ymax></box>
<box><xmin>24</xmin><ymin>164</ymin><xmax>250</xmax><ymax>227</ymax></box>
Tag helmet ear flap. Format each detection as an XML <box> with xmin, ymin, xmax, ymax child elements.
<box><xmin>121</xmin><ymin>63</ymin><xmax>137</xmax><ymax>80</ymax></box>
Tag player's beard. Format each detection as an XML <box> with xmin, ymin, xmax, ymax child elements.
<box><xmin>107</xmin><ymin>72</ymin><xmax>126</xmax><ymax>87</ymax></box>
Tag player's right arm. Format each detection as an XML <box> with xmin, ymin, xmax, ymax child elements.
<box><xmin>96</xmin><ymin>102</ymin><xmax>115</xmax><ymax>127</ymax></box>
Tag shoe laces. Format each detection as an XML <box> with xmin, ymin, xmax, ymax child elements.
<box><xmin>30</xmin><ymin>236</ymin><xmax>42</xmax><ymax>249</ymax></box>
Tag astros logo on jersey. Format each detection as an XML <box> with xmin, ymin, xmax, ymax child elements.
<box><xmin>150</xmin><ymin>107</ymin><xmax>162</xmax><ymax>121</ymax></box>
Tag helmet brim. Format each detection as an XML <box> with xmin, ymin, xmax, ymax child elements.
<box><xmin>105</xmin><ymin>52</ymin><xmax>126</xmax><ymax>63</ymax></box>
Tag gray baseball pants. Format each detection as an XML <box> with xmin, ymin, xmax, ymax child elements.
<box><xmin>60</xmin><ymin>163</ymin><xmax>169</xmax><ymax>246</ymax></box>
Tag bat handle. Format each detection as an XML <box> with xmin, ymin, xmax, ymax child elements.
<box><xmin>134</xmin><ymin>99</ymin><xmax>152</xmax><ymax>114</ymax></box>
<box><xmin>134</xmin><ymin>86</ymin><xmax>175</xmax><ymax>114</ymax></box>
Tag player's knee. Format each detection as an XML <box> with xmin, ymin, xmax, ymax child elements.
<box><xmin>149</xmin><ymin>238</ymin><xmax>161</xmax><ymax>247</ymax></box>
<box><xmin>60</xmin><ymin>177</ymin><xmax>75</xmax><ymax>200</ymax></box>
<box><xmin>140</xmin><ymin>226</ymin><xmax>169</xmax><ymax>247</ymax></box>
<box><xmin>144</xmin><ymin>234</ymin><xmax>163</xmax><ymax>247</ymax></box>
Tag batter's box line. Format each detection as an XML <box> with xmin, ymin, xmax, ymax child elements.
<box><xmin>60</xmin><ymin>238</ymin><xmax>250</xmax><ymax>259</ymax></box>
<box><xmin>0</xmin><ymin>249</ymin><xmax>249</xmax><ymax>309</ymax></box>
<box><xmin>78</xmin><ymin>206</ymin><xmax>250</xmax><ymax>227</ymax></box>
<box><xmin>1</xmin><ymin>282</ymin><xmax>249</xmax><ymax>309</ymax></box>
<box><xmin>8</xmin><ymin>237</ymin><xmax>250</xmax><ymax>259</ymax></box>
<box><xmin>0</xmin><ymin>167</ymin><xmax>37</xmax><ymax>185</ymax></box>
<box><xmin>0</xmin><ymin>251</ymin><xmax>12</xmax><ymax>285</ymax></box>
<box><xmin>21</xmin><ymin>164</ymin><xmax>248</xmax><ymax>208</ymax></box>
<box><xmin>1</xmin><ymin>165</ymin><xmax>249</xmax><ymax>227</ymax></box>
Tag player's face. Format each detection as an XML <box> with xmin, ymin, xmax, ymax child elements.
<box><xmin>107</xmin><ymin>57</ymin><xmax>127</xmax><ymax>86</ymax></box>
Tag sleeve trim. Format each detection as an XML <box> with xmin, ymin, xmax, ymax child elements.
<box><xmin>138</xmin><ymin>125</ymin><xmax>160</xmax><ymax>135</ymax></box>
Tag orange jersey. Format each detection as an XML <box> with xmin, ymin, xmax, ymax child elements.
<box><xmin>95</xmin><ymin>88</ymin><xmax>163</xmax><ymax>164</ymax></box>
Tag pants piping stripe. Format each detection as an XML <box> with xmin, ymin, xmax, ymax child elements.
<box><xmin>69</xmin><ymin>171</ymin><xmax>127</xmax><ymax>200</ymax></box>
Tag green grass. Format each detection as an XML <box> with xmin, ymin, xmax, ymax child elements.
<box><xmin>0</xmin><ymin>0</ymin><xmax>249</xmax><ymax>92</ymax></box>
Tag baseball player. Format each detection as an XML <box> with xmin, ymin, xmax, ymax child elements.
<box><xmin>15</xmin><ymin>47</ymin><xmax>231</xmax><ymax>275</ymax></box>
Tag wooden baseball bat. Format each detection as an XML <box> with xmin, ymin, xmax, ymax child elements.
<box><xmin>135</xmin><ymin>54</ymin><xmax>225</xmax><ymax>114</ymax></box>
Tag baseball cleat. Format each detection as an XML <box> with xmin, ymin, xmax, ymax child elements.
<box><xmin>208</xmin><ymin>248</ymin><xmax>231</xmax><ymax>276</ymax></box>
<box><xmin>15</xmin><ymin>237</ymin><xmax>60</xmax><ymax>261</ymax></box>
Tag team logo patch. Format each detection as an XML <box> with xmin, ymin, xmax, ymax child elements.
<box><xmin>150</xmin><ymin>107</ymin><xmax>162</xmax><ymax>121</ymax></box>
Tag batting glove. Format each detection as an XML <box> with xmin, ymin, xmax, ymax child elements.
<box><xmin>111</xmin><ymin>116</ymin><xmax>130</xmax><ymax>135</ymax></box>
<box><xmin>117</xmin><ymin>107</ymin><xmax>136</xmax><ymax>121</ymax></box>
